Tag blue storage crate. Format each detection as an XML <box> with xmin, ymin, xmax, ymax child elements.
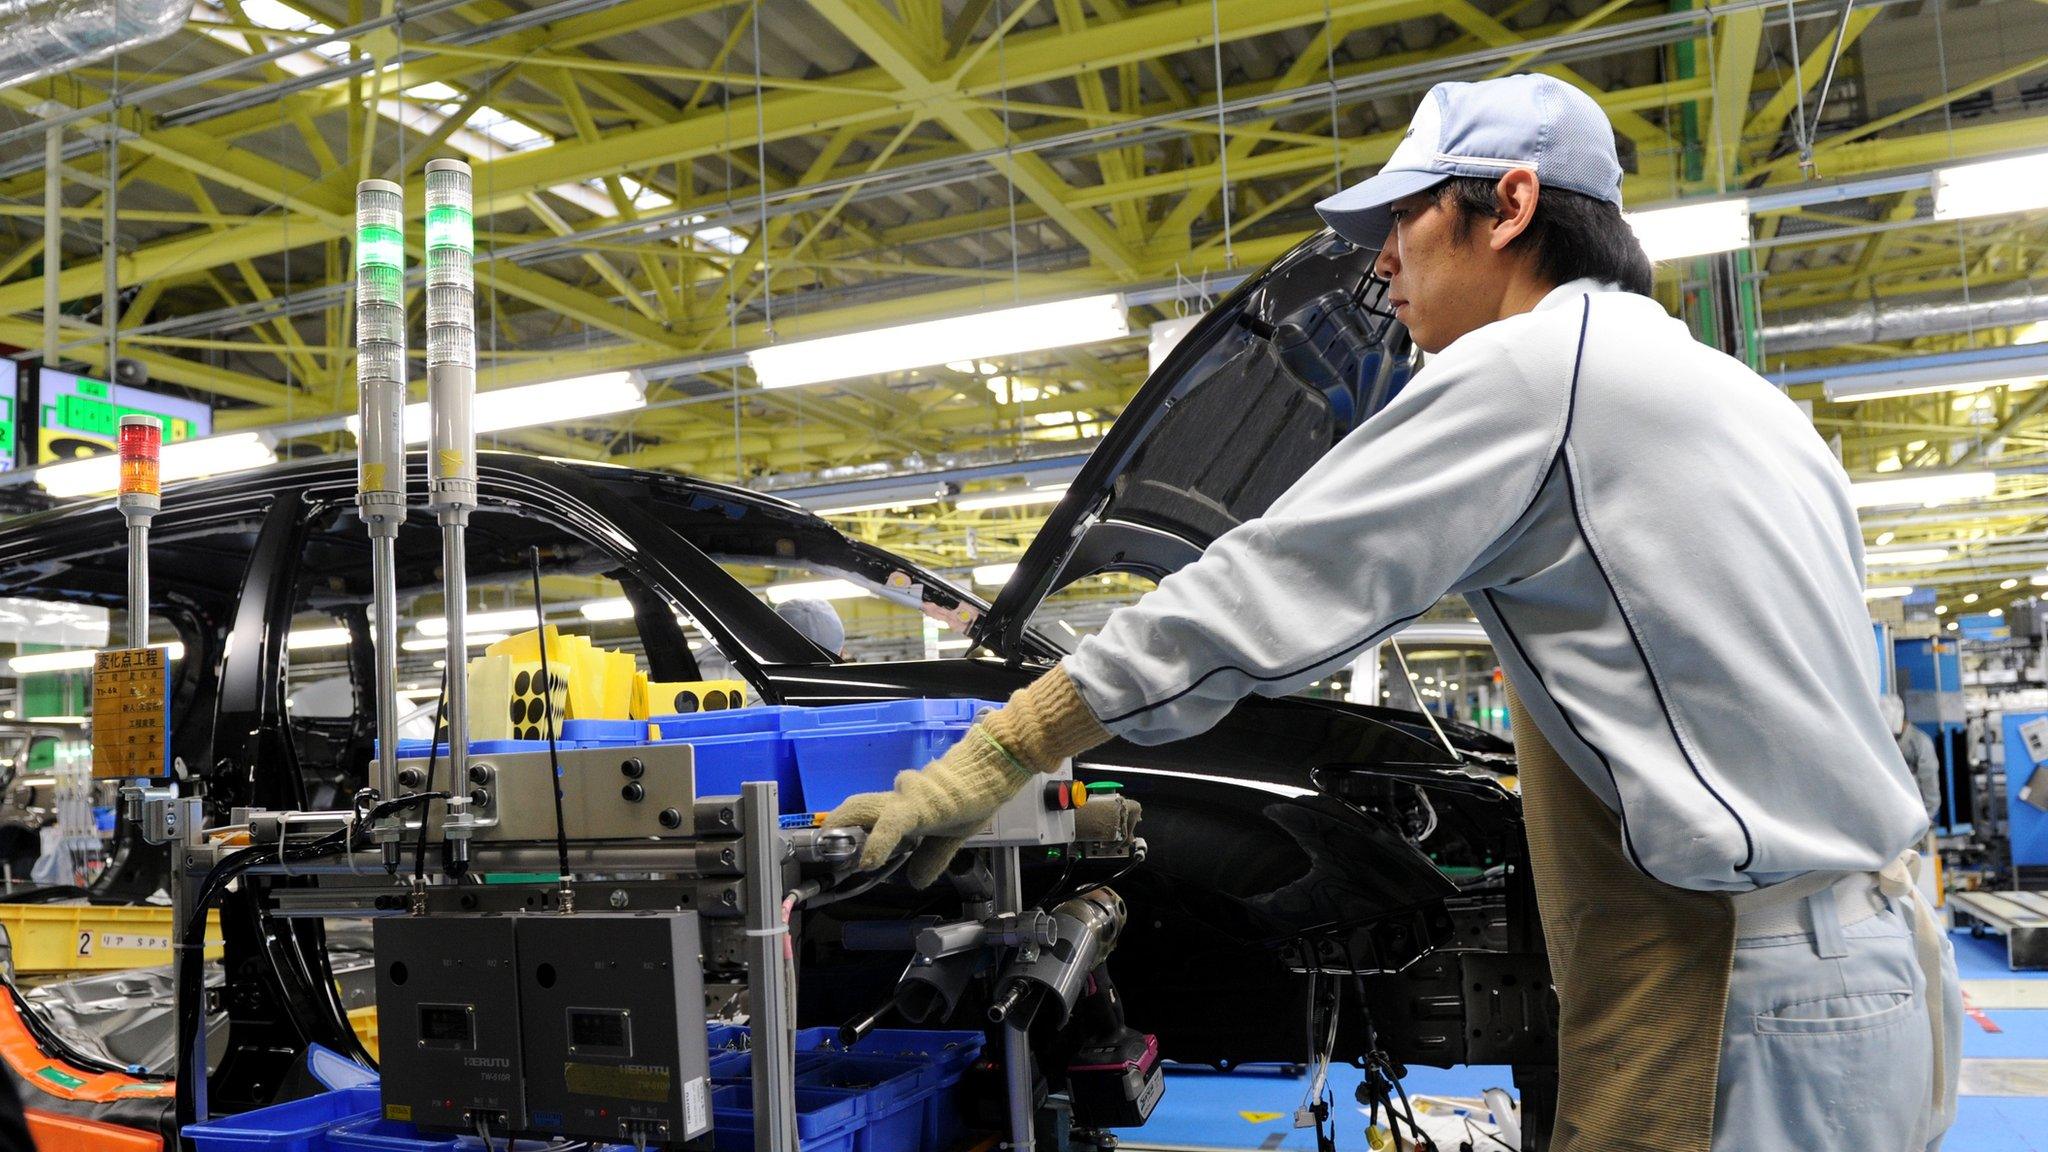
<box><xmin>796</xmin><ymin>1028</ymin><xmax>985</xmax><ymax>1079</ymax></box>
<box><xmin>657</xmin><ymin>729</ymin><xmax>804</xmax><ymax>812</ymax></box>
<box><xmin>782</xmin><ymin>700</ymin><xmax>998</xmax><ymax>814</ymax></box>
<box><xmin>710</xmin><ymin>1083</ymin><xmax>863</xmax><ymax>1152</ymax></box>
<box><xmin>651</xmin><ymin>708</ymin><xmax>794</xmax><ymax>740</ymax></box>
<box><xmin>710</xmin><ymin>1049</ymin><xmax>751</xmax><ymax>1080</ymax></box>
<box><xmin>560</xmin><ymin>718</ymin><xmax>656</xmax><ymax>744</ymax></box>
<box><xmin>798</xmin><ymin>1028</ymin><xmax>986</xmax><ymax>1151</ymax></box>
<box><xmin>185</xmin><ymin>1085</ymin><xmax>382</xmax><ymax>1152</ymax></box>
<box><xmin>795</xmin><ymin>1055</ymin><xmax>928</xmax><ymax>1152</ymax></box>
<box><xmin>707</xmin><ymin>1023</ymin><xmax>749</xmax><ymax>1051</ymax></box>
<box><xmin>327</xmin><ymin>1118</ymin><xmax>476</xmax><ymax>1152</ymax></box>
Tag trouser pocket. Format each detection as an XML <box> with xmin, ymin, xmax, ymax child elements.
<box><xmin>1715</xmin><ymin>907</ymin><xmax>1934</xmax><ymax>1152</ymax></box>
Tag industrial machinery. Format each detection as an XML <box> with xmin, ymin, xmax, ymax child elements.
<box><xmin>98</xmin><ymin>162</ymin><xmax>1152</xmax><ymax>1152</ymax></box>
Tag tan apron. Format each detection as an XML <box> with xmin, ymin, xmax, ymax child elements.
<box><xmin>1507</xmin><ymin>682</ymin><xmax>1735</xmax><ymax>1152</ymax></box>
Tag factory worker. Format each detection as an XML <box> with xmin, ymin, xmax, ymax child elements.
<box><xmin>829</xmin><ymin>74</ymin><xmax>1958</xmax><ymax>1152</ymax></box>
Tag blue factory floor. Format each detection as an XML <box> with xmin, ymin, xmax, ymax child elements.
<box><xmin>1126</xmin><ymin>928</ymin><xmax>2048</xmax><ymax>1150</ymax></box>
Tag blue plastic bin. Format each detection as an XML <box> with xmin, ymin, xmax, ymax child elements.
<box><xmin>651</xmin><ymin>707</ymin><xmax>793</xmax><ymax>740</ymax></box>
<box><xmin>797</xmin><ymin>1027</ymin><xmax>986</xmax><ymax>1151</ymax></box>
<box><xmin>681</xmin><ymin>731</ymin><xmax>804</xmax><ymax>811</ymax></box>
<box><xmin>709</xmin><ymin>1083</ymin><xmax>864</xmax><ymax>1152</ymax></box>
<box><xmin>327</xmin><ymin>1118</ymin><xmax>475</xmax><ymax>1152</ymax></box>
<box><xmin>782</xmin><ymin>700</ymin><xmax>997</xmax><ymax>813</ymax></box>
<box><xmin>560</xmin><ymin>718</ymin><xmax>655</xmax><ymax>744</ymax></box>
<box><xmin>794</xmin><ymin>1055</ymin><xmax>928</xmax><ymax>1152</ymax></box>
<box><xmin>185</xmin><ymin>1086</ymin><xmax>382</xmax><ymax>1152</ymax></box>
<box><xmin>709</xmin><ymin>1049</ymin><xmax>752</xmax><ymax>1080</ymax></box>
<box><xmin>707</xmin><ymin>1023</ymin><xmax>749</xmax><ymax>1051</ymax></box>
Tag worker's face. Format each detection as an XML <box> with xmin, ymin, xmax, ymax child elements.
<box><xmin>1372</xmin><ymin>188</ymin><xmax>1495</xmax><ymax>354</ymax></box>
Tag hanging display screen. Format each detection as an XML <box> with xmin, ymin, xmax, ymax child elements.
<box><xmin>36</xmin><ymin>368</ymin><xmax>210</xmax><ymax>464</ymax></box>
<box><xmin>0</xmin><ymin>360</ymin><xmax>17</xmax><ymax>472</ymax></box>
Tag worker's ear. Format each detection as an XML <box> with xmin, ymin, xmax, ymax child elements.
<box><xmin>1488</xmin><ymin>169</ymin><xmax>1540</xmax><ymax>252</ymax></box>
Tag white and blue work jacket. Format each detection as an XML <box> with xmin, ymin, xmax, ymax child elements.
<box><xmin>1064</xmin><ymin>278</ymin><xmax>1930</xmax><ymax>893</ymax></box>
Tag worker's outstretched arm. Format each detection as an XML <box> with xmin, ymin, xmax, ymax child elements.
<box><xmin>830</xmin><ymin>314</ymin><xmax>1576</xmax><ymax>883</ymax></box>
<box><xmin>827</xmin><ymin>667</ymin><xmax>1107</xmax><ymax>883</ymax></box>
<box><xmin>1065</xmin><ymin>317</ymin><xmax>1575</xmax><ymax>744</ymax></box>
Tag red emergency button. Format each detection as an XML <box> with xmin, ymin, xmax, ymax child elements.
<box><xmin>1044</xmin><ymin>781</ymin><xmax>1090</xmax><ymax>810</ymax></box>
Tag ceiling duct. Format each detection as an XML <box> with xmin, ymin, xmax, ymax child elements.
<box><xmin>0</xmin><ymin>0</ymin><xmax>192</xmax><ymax>89</ymax></box>
<box><xmin>1763</xmin><ymin>280</ymin><xmax>2048</xmax><ymax>353</ymax></box>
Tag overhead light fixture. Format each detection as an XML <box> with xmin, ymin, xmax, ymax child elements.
<box><xmin>401</xmin><ymin>632</ymin><xmax>508</xmax><ymax>652</ymax></box>
<box><xmin>955</xmin><ymin>485</ymin><xmax>1070</xmax><ymax>512</ymax></box>
<box><xmin>285</xmin><ymin>627</ymin><xmax>353</xmax><ymax>651</ymax></box>
<box><xmin>1624</xmin><ymin>198</ymin><xmax>1750</xmax><ymax>262</ymax></box>
<box><xmin>2033</xmin><ymin>574</ymin><xmax>2048</xmax><ymax>587</ymax></box>
<box><xmin>35</xmin><ymin>433</ymin><xmax>277</xmax><ymax>499</ymax></box>
<box><xmin>1866</xmin><ymin>547</ymin><xmax>1951</xmax><ymax>566</ymax></box>
<box><xmin>765</xmin><ymin>579</ymin><xmax>870</xmax><ymax>604</ymax></box>
<box><xmin>348</xmin><ymin>371</ymin><xmax>648</xmax><ymax>444</ymax></box>
<box><xmin>972</xmin><ymin>562</ymin><xmax>1019</xmax><ymax>587</ymax></box>
<box><xmin>934</xmin><ymin>638</ymin><xmax>973</xmax><ymax>651</ymax></box>
<box><xmin>579</xmin><ymin>598</ymin><xmax>635</xmax><ymax>622</ymax></box>
<box><xmin>25</xmin><ymin>715</ymin><xmax>88</xmax><ymax>725</ymax></box>
<box><xmin>1862</xmin><ymin>586</ymin><xmax>1915</xmax><ymax>599</ymax></box>
<box><xmin>8</xmin><ymin>642</ymin><xmax>186</xmax><ymax>674</ymax></box>
<box><xmin>1933</xmin><ymin>151</ymin><xmax>2048</xmax><ymax>221</ymax></box>
<box><xmin>1821</xmin><ymin>349</ymin><xmax>2048</xmax><ymax>402</ymax></box>
<box><xmin>810</xmin><ymin>498</ymin><xmax>939</xmax><ymax>517</ymax></box>
<box><xmin>2003</xmin><ymin>578</ymin><xmax>2021</xmax><ymax>590</ymax></box>
<box><xmin>415</xmin><ymin>608</ymin><xmax>539</xmax><ymax>637</ymax></box>
<box><xmin>1848</xmin><ymin>471</ymin><xmax>1998</xmax><ymax>508</ymax></box>
<box><xmin>748</xmin><ymin>295</ymin><xmax>1130</xmax><ymax>390</ymax></box>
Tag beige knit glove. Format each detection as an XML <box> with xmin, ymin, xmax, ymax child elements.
<box><xmin>825</xmin><ymin>665</ymin><xmax>1110</xmax><ymax>887</ymax></box>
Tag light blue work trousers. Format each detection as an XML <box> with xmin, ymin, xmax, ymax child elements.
<box><xmin>1713</xmin><ymin>864</ymin><xmax>1962</xmax><ymax>1151</ymax></box>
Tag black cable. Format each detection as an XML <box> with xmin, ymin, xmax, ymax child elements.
<box><xmin>529</xmin><ymin>546</ymin><xmax>571</xmax><ymax>885</ymax></box>
<box><xmin>175</xmin><ymin>793</ymin><xmax>448</xmax><ymax>1128</ymax></box>
<box><xmin>414</xmin><ymin>666</ymin><xmax>449</xmax><ymax>884</ymax></box>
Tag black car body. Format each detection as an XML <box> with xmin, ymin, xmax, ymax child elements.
<box><xmin>0</xmin><ymin>230</ymin><xmax>1555</xmax><ymax>1145</ymax></box>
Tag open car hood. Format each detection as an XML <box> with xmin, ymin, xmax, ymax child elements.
<box><xmin>973</xmin><ymin>230</ymin><xmax>1418</xmax><ymax>654</ymax></box>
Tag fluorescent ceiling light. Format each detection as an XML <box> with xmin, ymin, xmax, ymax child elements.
<box><xmin>972</xmin><ymin>562</ymin><xmax>1018</xmax><ymax>587</ymax></box>
<box><xmin>2033</xmin><ymin>575</ymin><xmax>2048</xmax><ymax>587</ymax></box>
<box><xmin>348</xmin><ymin>372</ymin><xmax>646</xmax><ymax>444</ymax></box>
<box><xmin>955</xmin><ymin>485</ymin><xmax>1070</xmax><ymax>512</ymax></box>
<box><xmin>934</xmin><ymin>638</ymin><xmax>973</xmax><ymax>651</ymax></box>
<box><xmin>748</xmin><ymin>295</ymin><xmax>1129</xmax><ymax>389</ymax></box>
<box><xmin>1933</xmin><ymin>152</ymin><xmax>2048</xmax><ymax>221</ymax></box>
<box><xmin>1822</xmin><ymin>350</ymin><xmax>2048</xmax><ymax>402</ymax></box>
<box><xmin>400</xmin><ymin>632</ymin><xmax>508</xmax><ymax>651</ymax></box>
<box><xmin>765</xmin><ymin>579</ymin><xmax>870</xmax><ymax>605</ymax></box>
<box><xmin>1862</xmin><ymin>586</ymin><xmax>1915</xmax><ymax>599</ymax></box>
<box><xmin>1865</xmin><ymin>547</ymin><xmax>1951</xmax><ymax>566</ymax></box>
<box><xmin>811</xmin><ymin>498</ymin><xmax>939</xmax><ymax>517</ymax></box>
<box><xmin>26</xmin><ymin>716</ymin><xmax>88</xmax><ymax>725</ymax></box>
<box><xmin>286</xmin><ymin>627</ymin><xmax>352</xmax><ymax>650</ymax></box>
<box><xmin>35</xmin><ymin>432</ymin><xmax>277</xmax><ymax>498</ymax></box>
<box><xmin>1848</xmin><ymin>471</ymin><xmax>1997</xmax><ymax>508</ymax></box>
<box><xmin>415</xmin><ymin>609</ymin><xmax>540</xmax><ymax>637</ymax></box>
<box><xmin>9</xmin><ymin>642</ymin><xmax>185</xmax><ymax>674</ymax></box>
<box><xmin>579</xmin><ymin>598</ymin><xmax>635</xmax><ymax>622</ymax></box>
<box><xmin>1624</xmin><ymin>199</ymin><xmax>1750</xmax><ymax>262</ymax></box>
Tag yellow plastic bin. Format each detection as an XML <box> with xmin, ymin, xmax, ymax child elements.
<box><xmin>0</xmin><ymin>905</ymin><xmax>223</xmax><ymax>973</ymax></box>
<box><xmin>348</xmin><ymin>1005</ymin><xmax>380</xmax><ymax>1061</ymax></box>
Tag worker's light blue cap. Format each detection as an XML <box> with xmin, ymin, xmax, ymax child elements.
<box><xmin>775</xmin><ymin>597</ymin><xmax>845</xmax><ymax>655</ymax></box>
<box><xmin>1315</xmin><ymin>74</ymin><xmax>1625</xmax><ymax>249</ymax></box>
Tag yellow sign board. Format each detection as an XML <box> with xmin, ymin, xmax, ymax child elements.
<box><xmin>91</xmin><ymin>646</ymin><xmax>169</xmax><ymax>779</ymax></box>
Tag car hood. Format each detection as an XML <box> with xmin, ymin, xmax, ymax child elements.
<box><xmin>972</xmin><ymin>230</ymin><xmax>1417</xmax><ymax>654</ymax></box>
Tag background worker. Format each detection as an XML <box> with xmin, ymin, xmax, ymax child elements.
<box><xmin>830</xmin><ymin>74</ymin><xmax>1959</xmax><ymax>1152</ymax></box>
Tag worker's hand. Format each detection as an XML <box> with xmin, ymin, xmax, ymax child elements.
<box><xmin>824</xmin><ymin>667</ymin><xmax>1113</xmax><ymax>887</ymax></box>
<box><xmin>826</xmin><ymin>725</ymin><xmax>1034</xmax><ymax>887</ymax></box>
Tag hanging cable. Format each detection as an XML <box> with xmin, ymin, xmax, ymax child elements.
<box><xmin>751</xmin><ymin>0</ymin><xmax>773</xmax><ymax>338</ymax></box>
<box><xmin>413</xmin><ymin>666</ymin><xmax>450</xmax><ymax>884</ymax></box>
<box><xmin>1209</xmin><ymin>0</ymin><xmax>1235</xmax><ymax>268</ymax></box>
<box><xmin>1323</xmin><ymin>0</ymin><xmax>1342</xmax><ymax>194</ymax></box>
<box><xmin>529</xmin><ymin>546</ymin><xmax>573</xmax><ymax>904</ymax></box>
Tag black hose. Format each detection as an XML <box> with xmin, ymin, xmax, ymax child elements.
<box><xmin>414</xmin><ymin>668</ymin><xmax>450</xmax><ymax>885</ymax></box>
<box><xmin>529</xmin><ymin>547</ymin><xmax>571</xmax><ymax>886</ymax></box>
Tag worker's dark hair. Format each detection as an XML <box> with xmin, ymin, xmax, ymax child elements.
<box><xmin>1435</xmin><ymin>176</ymin><xmax>1656</xmax><ymax>297</ymax></box>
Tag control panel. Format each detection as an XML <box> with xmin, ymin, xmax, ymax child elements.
<box><xmin>373</xmin><ymin>916</ymin><xmax>529</xmax><ymax>1133</ymax></box>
